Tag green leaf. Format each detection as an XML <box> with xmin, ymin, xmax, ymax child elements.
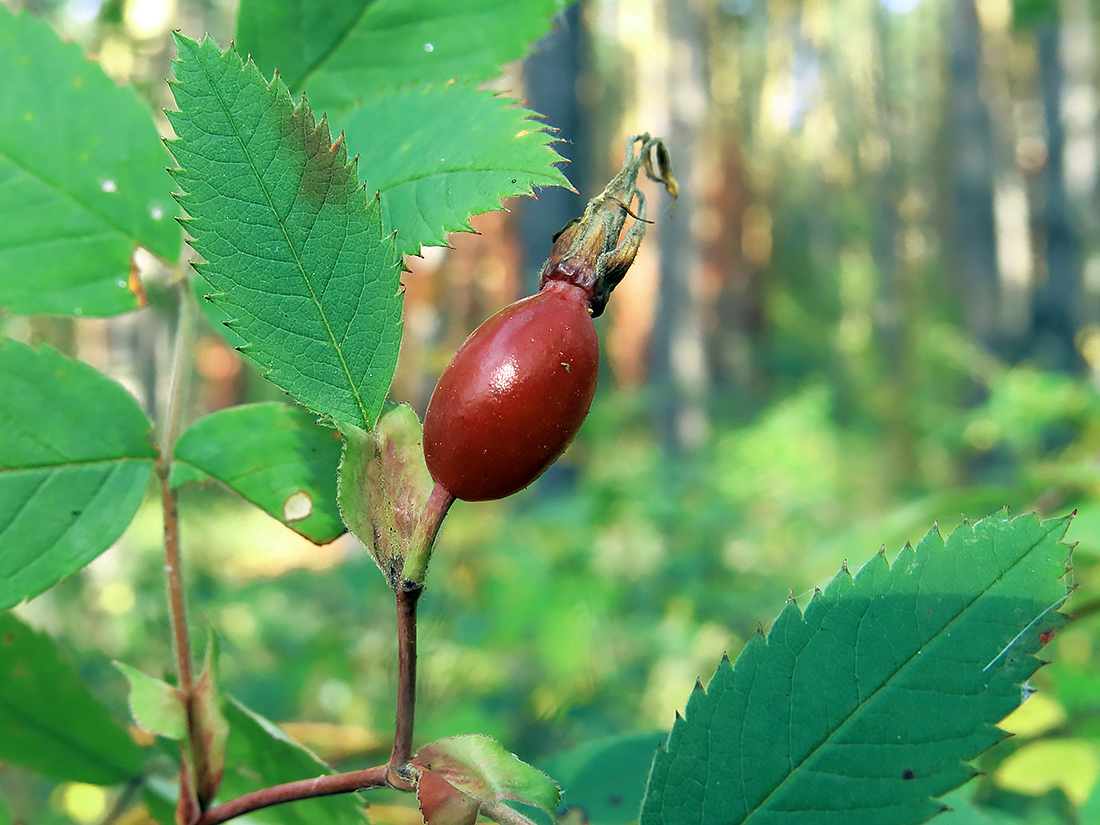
<box><xmin>0</xmin><ymin>612</ymin><xmax>144</xmax><ymax>784</ymax></box>
<box><xmin>115</xmin><ymin>662</ymin><xmax>188</xmax><ymax>741</ymax></box>
<box><xmin>236</xmin><ymin>0</ymin><xmax>568</xmax><ymax>110</ymax></box>
<box><xmin>640</xmin><ymin>511</ymin><xmax>1071</xmax><ymax>825</ymax></box>
<box><xmin>166</xmin><ymin>34</ymin><xmax>404</xmax><ymax>433</ymax></box>
<box><xmin>0</xmin><ymin>6</ymin><xmax>179</xmax><ymax>316</ymax></box>
<box><xmin>541</xmin><ymin>733</ymin><xmax>666</xmax><ymax>825</ymax></box>
<box><xmin>219</xmin><ymin>697</ymin><xmax>367</xmax><ymax>825</ymax></box>
<box><xmin>414</xmin><ymin>734</ymin><xmax>561</xmax><ymax>821</ymax></box>
<box><xmin>341</xmin><ymin>83</ymin><xmax>568</xmax><ymax>259</ymax></box>
<box><xmin>0</xmin><ymin>338</ymin><xmax>155</xmax><ymax>610</ymax></box>
<box><xmin>337</xmin><ymin>404</ymin><xmax>434</xmax><ymax>584</ymax></box>
<box><xmin>173</xmin><ymin>402</ymin><xmax>345</xmax><ymax>544</ymax></box>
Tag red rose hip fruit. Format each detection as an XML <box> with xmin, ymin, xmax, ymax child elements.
<box><xmin>422</xmin><ymin>280</ymin><xmax>599</xmax><ymax>502</ymax></box>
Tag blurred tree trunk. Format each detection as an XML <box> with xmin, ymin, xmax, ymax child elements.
<box><xmin>871</xmin><ymin>7</ymin><xmax>905</xmax><ymax>470</ymax></box>
<box><xmin>948</xmin><ymin>0</ymin><xmax>1001</xmax><ymax>354</ymax></box>
<box><xmin>519</xmin><ymin>2</ymin><xmax>589</xmax><ymax>295</ymax></box>
<box><xmin>1031</xmin><ymin>22</ymin><xmax>1085</xmax><ymax>373</ymax></box>
<box><xmin>650</xmin><ymin>0</ymin><xmax>710</xmax><ymax>454</ymax></box>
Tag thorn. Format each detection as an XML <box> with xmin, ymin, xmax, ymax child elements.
<box><xmin>693</xmin><ymin>678</ymin><xmax>704</xmax><ymax>693</ymax></box>
<box><xmin>675</xmin><ymin>710</ymin><xmax>683</xmax><ymax>721</ymax></box>
<box><xmin>721</xmin><ymin>652</ymin><xmax>731</xmax><ymax>665</ymax></box>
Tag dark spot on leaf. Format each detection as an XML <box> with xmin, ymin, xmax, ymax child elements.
<box><xmin>71</xmin><ymin>510</ymin><xmax>81</xmax><ymax>516</ymax></box>
<box><xmin>607</xmin><ymin>795</ymin><xmax>623</xmax><ymax>807</ymax></box>
<box><xmin>3</xmin><ymin>633</ymin><xmax>14</xmax><ymax>644</ymax></box>
<box><xmin>902</xmin><ymin>768</ymin><xmax>915</xmax><ymax>780</ymax></box>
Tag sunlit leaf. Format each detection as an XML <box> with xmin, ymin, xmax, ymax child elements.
<box><xmin>0</xmin><ymin>613</ymin><xmax>143</xmax><ymax>784</ymax></box>
<box><xmin>0</xmin><ymin>338</ymin><xmax>155</xmax><ymax>610</ymax></box>
<box><xmin>166</xmin><ymin>34</ymin><xmax>404</xmax><ymax>432</ymax></box>
<box><xmin>0</xmin><ymin>6</ymin><xmax>179</xmax><ymax>315</ymax></box>
<box><xmin>236</xmin><ymin>0</ymin><xmax>568</xmax><ymax>110</ymax></box>
<box><xmin>340</xmin><ymin>83</ymin><xmax>568</xmax><ymax>259</ymax></box>
<box><xmin>641</xmin><ymin>512</ymin><xmax>1071</xmax><ymax>825</ymax></box>
<box><xmin>173</xmin><ymin>402</ymin><xmax>345</xmax><ymax>544</ymax></box>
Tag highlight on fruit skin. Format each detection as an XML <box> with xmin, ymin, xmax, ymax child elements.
<box><xmin>421</xmin><ymin>134</ymin><xmax>677</xmax><ymax>502</ymax></box>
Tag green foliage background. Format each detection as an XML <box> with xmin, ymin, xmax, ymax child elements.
<box><xmin>3</xmin><ymin>0</ymin><xmax>1100</xmax><ymax>824</ymax></box>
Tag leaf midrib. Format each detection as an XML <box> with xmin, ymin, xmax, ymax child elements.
<box><xmin>194</xmin><ymin>48</ymin><xmax>370</xmax><ymax>430</ymax></box>
<box><xmin>740</xmin><ymin>522</ymin><xmax>1062</xmax><ymax>824</ymax></box>
<box><xmin>0</xmin><ymin>455</ymin><xmax>154</xmax><ymax>473</ymax></box>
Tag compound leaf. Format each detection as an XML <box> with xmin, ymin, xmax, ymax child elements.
<box><xmin>173</xmin><ymin>402</ymin><xmax>344</xmax><ymax>544</ymax></box>
<box><xmin>341</xmin><ymin>83</ymin><xmax>568</xmax><ymax>259</ymax></box>
<box><xmin>237</xmin><ymin>0</ymin><xmax>568</xmax><ymax>110</ymax></box>
<box><xmin>0</xmin><ymin>612</ymin><xmax>143</xmax><ymax>785</ymax></box>
<box><xmin>0</xmin><ymin>5</ymin><xmax>179</xmax><ymax>316</ymax></box>
<box><xmin>640</xmin><ymin>511</ymin><xmax>1071</xmax><ymax>825</ymax></box>
<box><xmin>166</xmin><ymin>34</ymin><xmax>403</xmax><ymax>432</ymax></box>
<box><xmin>0</xmin><ymin>338</ymin><xmax>155</xmax><ymax>610</ymax></box>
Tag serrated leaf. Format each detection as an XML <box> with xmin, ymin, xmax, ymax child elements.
<box><xmin>415</xmin><ymin>734</ymin><xmax>561</xmax><ymax>821</ymax></box>
<box><xmin>0</xmin><ymin>613</ymin><xmax>143</xmax><ymax>784</ymax></box>
<box><xmin>237</xmin><ymin>0</ymin><xmax>568</xmax><ymax>111</ymax></box>
<box><xmin>219</xmin><ymin>697</ymin><xmax>367</xmax><ymax>825</ymax></box>
<box><xmin>337</xmin><ymin>403</ymin><xmax>434</xmax><ymax>584</ymax></box>
<box><xmin>640</xmin><ymin>511</ymin><xmax>1071</xmax><ymax>825</ymax></box>
<box><xmin>340</xmin><ymin>83</ymin><xmax>568</xmax><ymax>259</ymax></box>
<box><xmin>114</xmin><ymin>661</ymin><xmax>188</xmax><ymax>740</ymax></box>
<box><xmin>0</xmin><ymin>6</ymin><xmax>179</xmax><ymax>316</ymax></box>
<box><xmin>173</xmin><ymin>402</ymin><xmax>345</xmax><ymax>544</ymax></box>
<box><xmin>0</xmin><ymin>338</ymin><xmax>155</xmax><ymax>610</ymax></box>
<box><xmin>166</xmin><ymin>34</ymin><xmax>404</xmax><ymax>432</ymax></box>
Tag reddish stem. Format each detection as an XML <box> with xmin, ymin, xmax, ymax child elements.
<box><xmin>196</xmin><ymin>765</ymin><xmax>389</xmax><ymax>825</ymax></box>
<box><xmin>388</xmin><ymin>582</ymin><xmax>423</xmax><ymax>786</ymax></box>
<box><xmin>158</xmin><ymin>468</ymin><xmax>194</xmax><ymax>695</ymax></box>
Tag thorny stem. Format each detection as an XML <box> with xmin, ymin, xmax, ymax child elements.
<box><xmin>195</xmin><ymin>765</ymin><xmax>389</xmax><ymax>825</ymax></box>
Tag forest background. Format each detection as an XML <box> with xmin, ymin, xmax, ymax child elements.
<box><xmin>4</xmin><ymin>0</ymin><xmax>1100</xmax><ymax>822</ymax></box>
